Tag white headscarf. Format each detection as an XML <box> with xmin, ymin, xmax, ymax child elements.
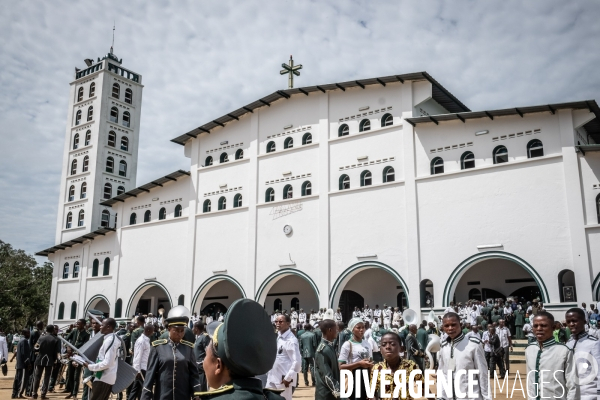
<box><xmin>348</xmin><ymin>317</ymin><xmax>364</xmax><ymax>332</ymax></box>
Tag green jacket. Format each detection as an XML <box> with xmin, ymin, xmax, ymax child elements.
<box><xmin>314</xmin><ymin>339</ymin><xmax>340</xmax><ymax>400</ymax></box>
<box><xmin>416</xmin><ymin>328</ymin><xmax>428</xmax><ymax>351</ymax></box>
<box><xmin>130</xmin><ymin>327</ymin><xmax>143</xmax><ymax>354</ymax></box>
<box><xmin>299</xmin><ymin>331</ymin><xmax>317</xmax><ymax>358</ymax></box>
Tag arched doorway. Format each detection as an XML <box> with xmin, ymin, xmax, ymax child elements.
<box><xmin>126</xmin><ymin>282</ymin><xmax>173</xmax><ymax>319</ymax></box>
<box><xmin>330</xmin><ymin>262</ymin><xmax>409</xmax><ymax>323</ymax></box>
<box><xmin>191</xmin><ymin>275</ymin><xmax>245</xmax><ymax>317</ymax></box>
<box><xmin>339</xmin><ymin>290</ymin><xmax>364</xmax><ymax>323</ymax></box>
<box><xmin>255</xmin><ymin>270</ymin><xmax>319</xmax><ymax>315</ymax></box>
<box><xmin>85</xmin><ymin>295</ymin><xmax>110</xmax><ymax>318</ymax></box>
<box><xmin>445</xmin><ymin>252</ymin><xmax>548</xmax><ymax>306</ymax></box>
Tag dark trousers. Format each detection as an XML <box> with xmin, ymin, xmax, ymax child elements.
<box><xmin>48</xmin><ymin>362</ymin><xmax>63</xmax><ymax>391</ymax></box>
<box><xmin>65</xmin><ymin>363</ymin><xmax>82</xmax><ymax>395</ymax></box>
<box><xmin>12</xmin><ymin>368</ymin><xmax>31</xmax><ymax>397</ymax></box>
<box><xmin>302</xmin><ymin>358</ymin><xmax>314</xmax><ymax>385</ymax></box>
<box><xmin>81</xmin><ymin>368</ymin><xmax>93</xmax><ymax>400</ymax></box>
<box><xmin>485</xmin><ymin>351</ymin><xmax>491</xmax><ymax>370</ymax></box>
<box><xmin>127</xmin><ymin>370</ymin><xmax>146</xmax><ymax>400</ymax></box>
<box><xmin>90</xmin><ymin>380</ymin><xmax>113</xmax><ymax>400</ymax></box>
<box><xmin>32</xmin><ymin>365</ymin><xmax>53</xmax><ymax>396</ymax></box>
<box><xmin>503</xmin><ymin>347</ymin><xmax>510</xmax><ymax>372</ymax></box>
<box><xmin>489</xmin><ymin>353</ymin><xmax>506</xmax><ymax>378</ymax></box>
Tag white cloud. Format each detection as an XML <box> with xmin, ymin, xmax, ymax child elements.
<box><xmin>0</xmin><ymin>0</ymin><xmax>599</xmax><ymax>257</ymax></box>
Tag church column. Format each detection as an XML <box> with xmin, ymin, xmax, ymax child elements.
<box><xmin>245</xmin><ymin>112</ymin><xmax>260</xmax><ymax>300</ymax></box>
<box><xmin>185</xmin><ymin>138</ymin><xmax>201</xmax><ymax>309</ymax></box>
<box><xmin>317</xmin><ymin>92</ymin><xmax>330</xmax><ymax>308</ymax></box>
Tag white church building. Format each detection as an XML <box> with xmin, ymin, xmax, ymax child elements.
<box><xmin>37</xmin><ymin>49</ymin><xmax>600</xmax><ymax>324</ymax></box>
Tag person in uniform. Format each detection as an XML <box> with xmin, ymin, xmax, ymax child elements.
<box><xmin>362</xmin><ymin>305</ymin><xmax>372</xmax><ymax>324</ymax></box>
<box><xmin>290</xmin><ymin>308</ymin><xmax>299</xmax><ymax>330</ymax></box>
<box><xmin>193</xmin><ymin>321</ymin><xmax>211</xmax><ymax>393</ymax></box>
<box><xmin>437</xmin><ymin>312</ymin><xmax>491</xmax><ymax>400</ymax></box>
<box><xmin>129</xmin><ymin>316</ymin><xmax>145</xmax><ymax>360</ymax></box>
<box><xmin>267</xmin><ymin>313</ymin><xmax>302</xmax><ymax>400</ymax></box>
<box><xmin>404</xmin><ymin>325</ymin><xmax>425</xmax><ymax>371</ymax></box>
<box><xmin>383</xmin><ymin>306</ymin><xmax>392</xmax><ymax>330</ymax></box>
<box><xmin>128</xmin><ymin>324</ymin><xmax>154</xmax><ymax>400</ymax></box>
<box><xmin>334</xmin><ymin>308</ymin><xmax>343</xmax><ymax>324</ymax></box>
<box><xmin>392</xmin><ymin>307</ymin><xmax>402</xmax><ymax>328</ymax></box>
<box><xmin>352</xmin><ymin>307</ymin><xmax>361</xmax><ymax>319</ymax></box>
<box><xmin>526</xmin><ymin>312</ymin><xmax>576</xmax><ymax>399</ymax></box>
<box><xmin>298</xmin><ymin>309</ymin><xmax>307</xmax><ymax>327</ymax></box>
<box><xmin>309</xmin><ymin>310</ymin><xmax>317</xmax><ymax>326</ymax></box>
<box><xmin>12</xmin><ymin>329</ymin><xmax>32</xmax><ymax>399</ymax></box>
<box><xmin>197</xmin><ymin>298</ymin><xmax>284</xmax><ymax>400</ymax></box>
<box><xmin>63</xmin><ymin>319</ymin><xmax>90</xmax><ymax>399</ymax></box>
<box><xmin>373</xmin><ymin>305</ymin><xmax>381</xmax><ymax>326</ymax></box>
<box><xmin>141</xmin><ymin>306</ymin><xmax>201</xmax><ymax>400</ymax></box>
<box><xmin>299</xmin><ymin>324</ymin><xmax>317</xmax><ymax>387</ymax></box>
<box><xmin>314</xmin><ymin>319</ymin><xmax>340</xmax><ymax>400</ymax></box>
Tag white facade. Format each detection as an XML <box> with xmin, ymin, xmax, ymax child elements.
<box><xmin>39</xmin><ymin>65</ymin><xmax>600</xmax><ymax>325</ymax></box>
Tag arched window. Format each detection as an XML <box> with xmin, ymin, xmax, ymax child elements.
<box><xmin>103</xmin><ymin>183</ymin><xmax>112</xmax><ymax>199</ymax></box>
<box><xmin>383</xmin><ymin>166</ymin><xmax>395</xmax><ymax>183</ymax></box>
<box><xmin>159</xmin><ymin>207</ymin><xmax>166</xmax><ymax>220</ymax></box>
<box><xmin>80</xmin><ymin>182</ymin><xmax>87</xmax><ymax>199</ymax></box>
<box><xmin>338</xmin><ymin>124</ymin><xmax>349</xmax><ymax>137</ymax></box>
<box><xmin>77</xmin><ymin>87</ymin><xmax>84</xmax><ymax>102</ymax></box>
<box><xmin>58</xmin><ymin>302</ymin><xmax>65</xmax><ymax>319</ymax></box>
<box><xmin>71</xmin><ymin>159</ymin><xmax>77</xmax><ymax>175</ymax></box>
<box><xmin>302</xmin><ymin>132</ymin><xmax>312</xmax><ymax>145</ymax></box>
<box><xmin>359</xmin><ymin>119</ymin><xmax>371</xmax><ymax>132</ymax></box>
<box><xmin>121</xmin><ymin>136</ymin><xmax>129</xmax><ymax>151</ymax></box>
<box><xmin>339</xmin><ymin>174</ymin><xmax>350</xmax><ymax>190</ymax></box>
<box><xmin>89</xmin><ymin>82</ymin><xmax>95</xmax><ymax>97</ymax></box>
<box><xmin>65</xmin><ymin>212</ymin><xmax>72</xmax><ymax>229</ymax></box>
<box><xmin>85</xmin><ymin>130</ymin><xmax>91</xmax><ymax>146</ymax></box>
<box><xmin>291</xmin><ymin>297</ymin><xmax>300</xmax><ymax>310</ymax></box>
<box><xmin>87</xmin><ymin>106</ymin><xmax>93</xmax><ymax>121</ymax></box>
<box><xmin>106</xmin><ymin>157</ymin><xmax>114</xmax><ymax>173</ymax></box>
<box><xmin>73</xmin><ymin>133</ymin><xmax>80</xmax><ymax>150</ymax></box>
<box><xmin>101</xmin><ymin>210</ymin><xmax>110</xmax><ymax>227</ymax></box>
<box><xmin>103</xmin><ymin>257</ymin><xmax>110</xmax><ymax>276</ymax></box>
<box><xmin>119</xmin><ymin>160</ymin><xmax>127</xmax><ymax>177</ymax></box>
<box><xmin>75</xmin><ymin>110</ymin><xmax>82</xmax><ymax>125</ymax></box>
<box><xmin>205</xmin><ymin>156</ymin><xmax>213</xmax><ymax>166</ymax></box>
<box><xmin>218</xmin><ymin>196</ymin><xmax>227</xmax><ymax>210</ymax></box>
<box><xmin>265</xmin><ymin>188</ymin><xmax>275</xmax><ymax>202</ymax></box>
<box><xmin>461</xmin><ymin>151</ymin><xmax>475</xmax><ymax>170</ymax></box>
<box><xmin>361</xmin><ymin>170</ymin><xmax>372</xmax><ymax>186</ymax></box>
<box><xmin>108</xmin><ymin>131</ymin><xmax>116</xmax><ymax>147</ymax></box>
<box><xmin>178</xmin><ymin>295</ymin><xmax>185</xmax><ymax>306</ymax></box>
<box><xmin>301</xmin><ymin>181</ymin><xmax>312</xmax><ymax>196</ymax></box>
<box><xmin>117</xmin><ymin>186</ymin><xmax>125</xmax><ymax>195</ymax></box>
<box><xmin>283</xmin><ymin>184</ymin><xmax>293</xmax><ymax>199</ymax></box>
<box><xmin>73</xmin><ymin>261</ymin><xmax>80</xmax><ymax>278</ymax></box>
<box><xmin>112</xmin><ymin>83</ymin><xmax>120</xmax><ymax>99</ymax></box>
<box><xmin>70</xmin><ymin>301</ymin><xmax>77</xmax><ymax>319</ymax></box>
<box><xmin>78</xmin><ymin>210</ymin><xmax>85</xmax><ymax>227</ymax></box>
<box><xmin>284</xmin><ymin>137</ymin><xmax>293</xmax><ymax>149</ymax></box>
<box><xmin>235</xmin><ymin>149</ymin><xmax>244</xmax><ymax>160</ymax></box>
<box><xmin>110</xmin><ymin>107</ymin><xmax>118</xmax><ymax>123</ymax></box>
<box><xmin>203</xmin><ymin>199</ymin><xmax>212</xmax><ymax>213</ymax></box>
<box><xmin>381</xmin><ymin>113</ymin><xmax>393</xmax><ymax>127</ymax></box>
<box><xmin>233</xmin><ymin>194</ymin><xmax>242</xmax><ymax>208</ymax></box>
<box><xmin>125</xmin><ymin>89</ymin><xmax>133</xmax><ymax>104</ymax></box>
<box><xmin>115</xmin><ymin>299</ymin><xmax>123</xmax><ymax>318</ymax></box>
<box><xmin>527</xmin><ymin>139</ymin><xmax>543</xmax><ymax>158</ymax></box>
<box><xmin>274</xmin><ymin>298</ymin><xmax>282</xmax><ymax>312</ymax></box>
<box><xmin>493</xmin><ymin>145</ymin><xmax>508</xmax><ymax>164</ymax></box>
<box><xmin>122</xmin><ymin>111</ymin><xmax>130</xmax><ymax>127</ymax></box>
<box><xmin>63</xmin><ymin>263</ymin><xmax>69</xmax><ymax>279</ymax></box>
<box><xmin>68</xmin><ymin>185</ymin><xmax>75</xmax><ymax>201</ymax></box>
<box><xmin>220</xmin><ymin>152</ymin><xmax>229</xmax><ymax>163</ymax></box>
<box><xmin>82</xmin><ymin>156</ymin><xmax>89</xmax><ymax>172</ymax></box>
<box><xmin>431</xmin><ymin>157</ymin><xmax>444</xmax><ymax>175</ymax></box>
<box><xmin>144</xmin><ymin>210</ymin><xmax>151</xmax><ymax>222</ymax></box>
<box><xmin>130</xmin><ymin>213</ymin><xmax>137</xmax><ymax>225</ymax></box>
<box><xmin>92</xmin><ymin>259</ymin><xmax>99</xmax><ymax>276</ymax></box>
<box><xmin>174</xmin><ymin>204</ymin><xmax>182</xmax><ymax>217</ymax></box>
<box><xmin>267</xmin><ymin>141</ymin><xmax>276</xmax><ymax>153</ymax></box>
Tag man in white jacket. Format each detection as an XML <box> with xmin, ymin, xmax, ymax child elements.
<box><xmin>266</xmin><ymin>313</ymin><xmax>301</xmax><ymax>400</ymax></box>
<box><xmin>84</xmin><ymin>318</ymin><xmax>121</xmax><ymax>400</ymax></box>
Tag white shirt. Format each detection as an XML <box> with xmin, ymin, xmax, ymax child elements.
<box><xmin>132</xmin><ymin>334</ymin><xmax>151</xmax><ymax>373</ymax></box>
<box><xmin>497</xmin><ymin>326</ymin><xmax>510</xmax><ymax>348</ymax></box>
<box><xmin>481</xmin><ymin>331</ymin><xmax>491</xmax><ymax>352</ymax></box>
<box><xmin>298</xmin><ymin>313</ymin><xmax>306</xmax><ymax>323</ymax></box>
<box><xmin>267</xmin><ymin>329</ymin><xmax>301</xmax><ymax>388</ymax></box>
<box><xmin>566</xmin><ymin>332</ymin><xmax>600</xmax><ymax>400</ymax></box>
<box><xmin>339</xmin><ymin>339</ymin><xmax>373</xmax><ymax>364</ymax></box>
<box><xmin>0</xmin><ymin>336</ymin><xmax>7</xmax><ymax>361</ymax></box>
<box><xmin>87</xmin><ymin>333</ymin><xmax>121</xmax><ymax>385</ymax></box>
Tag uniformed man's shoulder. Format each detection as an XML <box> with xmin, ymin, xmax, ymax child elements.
<box><xmin>441</xmin><ymin>341</ymin><xmax>449</xmax><ymax>348</ymax></box>
<box><xmin>195</xmin><ymin>385</ymin><xmax>234</xmax><ymax>399</ymax></box>
<box><xmin>588</xmin><ymin>335</ymin><xmax>599</xmax><ymax>341</ymax></box>
<box><xmin>152</xmin><ymin>339</ymin><xmax>168</xmax><ymax>347</ymax></box>
<box><xmin>468</xmin><ymin>336</ymin><xmax>482</xmax><ymax>344</ymax></box>
<box><xmin>180</xmin><ymin>339</ymin><xmax>194</xmax><ymax>348</ymax></box>
<box><xmin>316</xmin><ymin>342</ymin><xmax>326</xmax><ymax>353</ymax></box>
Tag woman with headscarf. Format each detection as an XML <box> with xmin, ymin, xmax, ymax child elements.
<box><xmin>338</xmin><ymin>318</ymin><xmax>373</xmax><ymax>400</ymax></box>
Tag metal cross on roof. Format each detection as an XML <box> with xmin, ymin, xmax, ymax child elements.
<box><xmin>280</xmin><ymin>55</ymin><xmax>302</xmax><ymax>89</ymax></box>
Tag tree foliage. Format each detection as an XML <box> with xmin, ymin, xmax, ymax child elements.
<box><xmin>0</xmin><ymin>240</ymin><xmax>53</xmax><ymax>332</ymax></box>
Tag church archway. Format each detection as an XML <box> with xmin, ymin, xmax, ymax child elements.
<box><xmin>85</xmin><ymin>295</ymin><xmax>110</xmax><ymax>318</ymax></box>
<box><xmin>255</xmin><ymin>269</ymin><xmax>319</xmax><ymax>315</ymax></box>
<box><xmin>191</xmin><ymin>275</ymin><xmax>245</xmax><ymax>317</ymax></box>
<box><xmin>126</xmin><ymin>281</ymin><xmax>173</xmax><ymax>318</ymax></box>
<box><xmin>443</xmin><ymin>251</ymin><xmax>548</xmax><ymax>306</ymax></box>
<box><xmin>329</xmin><ymin>261</ymin><xmax>409</xmax><ymax>322</ymax></box>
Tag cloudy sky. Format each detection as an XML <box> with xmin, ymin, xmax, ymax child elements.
<box><xmin>1</xmin><ymin>0</ymin><xmax>599</xmax><ymax>260</ymax></box>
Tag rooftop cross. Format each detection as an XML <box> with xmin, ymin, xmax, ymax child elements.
<box><xmin>280</xmin><ymin>55</ymin><xmax>302</xmax><ymax>89</ymax></box>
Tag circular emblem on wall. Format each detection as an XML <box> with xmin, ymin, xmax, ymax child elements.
<box><xmin>283</xmin><ymin>225</ymin><xmax>293</xmax><ymax>235</ymax></box>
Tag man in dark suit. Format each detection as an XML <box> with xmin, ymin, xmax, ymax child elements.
<box><xmin>63</xmin><ymin>319</ymin><xmax>90</xmax><ymax>399</ymax></box>
<box><xmin>32</xmin><ymin>325</ymin><xmax>61</xmax><ymax>399</ymax></box>
<box><xmin>11</xmin><ymin>329</ymin><xmax>32</xmax><ymax>399</ymax></box>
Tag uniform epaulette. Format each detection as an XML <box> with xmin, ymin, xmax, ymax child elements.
<box><xmin>126</xmin><ymin>333</ymin><xmax>130</xmax><ymax>336</ymax></box>
<box><xmin>316</xmin><ymin>343</ymin><xmax>325</xmax><ymax>352</ymax></box>
<box><xmin>469</xmin><ymin>337</ymin><xmax>482</xmax><ymax>344</ymax></box>
<box><xmin>264</xmin><ymin>388</ymin><xmax>285</xmax><ymax>394</ymax></box>
<box><xmin>194</xmin><ymin>384</ymin><xmax>234</xmax><ymax>397</ymax></box>
<box><xmin>181</xmin><ymin>339</ymin><xmax>194</xmax><ymax>348</ymax></box>
<box><xmin>589</xmin><ymin>335</ymin><xmax>598</xmax><ymax>341</ymax></box>
<box><xmin>152</xmin><ymin>339</ymin><xmax>167</xmax><ymax>346</ymax></box>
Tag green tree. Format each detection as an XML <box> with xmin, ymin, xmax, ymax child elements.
<box><xmin>0</xmin><ymin>240</ymin><xmax>53</xmax><ymax>332</ymax></box>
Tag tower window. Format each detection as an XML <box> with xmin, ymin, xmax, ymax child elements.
<box><xmin>220</xmin><ymin>152</ymin><xmax>229</xmax><ymax>163</ymax></box>
<box><xmin>122</xmin><ymin>111</ymin><xmax>130</xmax><ymax>128</ymax></box>
<box><xmin>68</xmin><ymin>185</ymin><xmax>75</xmax><ymax>202</ymax></box>
<box><xmin>82</xmin><ymin>156</ymin><xmax>89</xmax><ymax>172</ymax></box>
<box><xmin>110</xmin><ymin>107</ymin><xmax>118</xmax><ymax>123</ymax></box>
<box><xmin>218</xmin><ymin>196</ymin><xmax>227</xmax><ymax>210</ymax></box>
<box><xmin>527</xmin><ymin>139</ymin><xmax>543</xmax><ymax>158</ymax></box>
<box><xmin>119</xmin><ymin>160</ymin><xmax>127</xmax><ymax>177</ymax></box>
<box><xmin>431</xmin><ymin>157</ymin><xmax>444</xmax><ymax>175</ymax></box>
<box><xmin>493</xmin><ymin>145</ymin><xmax>508</xmax><ymax>164</ymax></box>
<box><xmin>75</xmin><ymin>110</ymin><xmax>82</xmax><ymax>125</ymax></box>
<box><xmin>284</xmin><ymin>137</ymin><xmax>293</xmax><ymax>149</ymax></box>
<box><xmin>104</xmin><ymin>183</ymin><xmax>112</xmax><ymax>199</ymax></box>
<box><xmin>383</xmin><ymin>166</ymin><xmax>395</xmax><ymax>182</ymax></box>
<box><xmin>65</xmin><ymin>212</ymin><xmax>72</xmax><ymax>229</ymax></box>
<box><xmin>339</xmin><ymin>174</ymin><xmax>350</xmax><ymax>190</ymax></box>
<box><xmin>175</xmin><ymin>204</ymin><xmax>182</xmax><ymax>217</ymax></box>
<box><xmin>267</xmin><ymin>141</ymin><xmax>276</xmax><ymax>153</ymax></box>
<box><xmin>101</xmin><ymin>210</ymin><xmax>110</xmax><ymax>228</ymax></box>
<box><xmin>78</xmin><ymin>210</ymin><xmax>84</xmax><ymax>227</ymax></box>
<box><xmin>71</xmin><ymin>159</ymin><xmax>77</xmax><ymax>175</ymax></box>
<box><xmin>117</xmin><ymin>185</ymin><xmax>125</xmax><ymax>195</ymax></box>
<box><xmin>205</xmin><ymin>156</ymin><xmax>213</xmax><ymax>166</ymax></box>
<box><xmin>73</xmin><ymin>261</ymin><xmax>80</xmax><ymax>278</ymax></box>
<box><xmin>461</xmin><ymin>151</ymin><xmax>475</xmax><ymax>170</ymax></box>
<box><xmin>265</xmin><ymin>188</ymin><xmax>275</xmax><ymax>202</ymax></box>
<box><xmin>283</xmin><ymin>184</ymin><xmax>293</xmax><ymax>199</ymax></box>
<box><xmin>121</xmin><ymin>136</ymin><xmax>129</xmax><ymax>151</ymax></box>
<box><xmin>360</xmin><ymin>170</ymin><xmax>372</xmax><ymax>186</ymax></box>
<box><xmin>130</xmin><ymin>213</ymin><xmax>137</xmax><ymax>225</ymax></box>
<box><xmin>359</xmin><ymin>119</ymin><xmax>371</xmax><ymax>132</ymax></box>
<box><xmin>87</xmin><ymin>106</ymin><xmax>93</xmax><ymax>121</ymax></box>
<box><xmin>85</xmin><ymin>130</ymin><xmax>91</xmax><ymax>146</ymax></box>
<box><xmin>301</xmin><ymin>181</ymin><xmax>312</xmax><ymax>196</ymax></box>
<box><xmin>338</xmin><ymin>124</ymin><xmax>349</xmax><ymax>137</ymax></box>
<box><xmin>108</xmin><ymin>131</ymin><xmax>116</xmax><ymax>147</ymax></box>
<box><xmin>159</xmin><ymin>207</ymin><xmax>166</xmax><ymax>220</ymax></box>
<box><xmin>73</xmin><ymin>133</ymin><xmax>79</xmax><ymax>150</ymax></box>
<box><xmin>203</xmin><ymin>199</ymin><xmax>211</xmax><ymax>213</ymax></box>
<box><xmin>144</xmin><ymin>210</ymin><xmax>151</xmax><ymax>222</ymax></box>
<box><xmin>89</xmin><ymin>82</ymin><xmax>95</xmax><ymax>97</ymax></box>
<box><xmin>235</xmin><ymin>149</ymin><xmax>244</xmax><ymax>160</ymax></box>
<box><xmin>233</xmin><ymin>194</ymin><xmax>242</xmax><ymax>208</ymax></box>
<box><xmin>80</xmin><ymin>182</ymin><xmax>87</xmax><ymax>199</ymax></box>
<box><xmin>125</xmin><ymin>88</ymin><xmax>133</xmax><ymax>104</ymax></box>
<box><xmin>103</xmin><ymin>257</ymin><xmax>110</xmax><ymax>276</ymax></box>
<box><xmin>62</xmin><ymin>263</ymin><xmax>69</xmax><ymax>279</ymax></box>
<box><xmin>302</xmin><ymin>132</ymin><xmax>312</xmax><ymax>145</ymax></box>
<box><xmin>106</xmin><ymin>157</ymin><xmax>114</xmax><ymax>173</ymax></box>
<box><xmin>77</xmin><ymin>87</ymin><xmax>84</xmax><ymax>102</ymax></box>
<box><xmin>381</xmin><ymin>113</ymin><xmax>393</xmax><ymax>127</ymax></box>
<box><xmin>112</xmin><ymin>83</ymin><xmax>120</xmax><ymax>99</ymax></box>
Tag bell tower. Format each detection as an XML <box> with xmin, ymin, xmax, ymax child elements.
<box><xmin>54</xmin><ymin>49</ymin><xmax>143</xmax><ymax>244</ymax></box>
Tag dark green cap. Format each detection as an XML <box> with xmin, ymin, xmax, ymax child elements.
<box><xmin>212</xmin><ymin>299</ymin><xmax>276</xmax><ymax>376</ymax></box>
